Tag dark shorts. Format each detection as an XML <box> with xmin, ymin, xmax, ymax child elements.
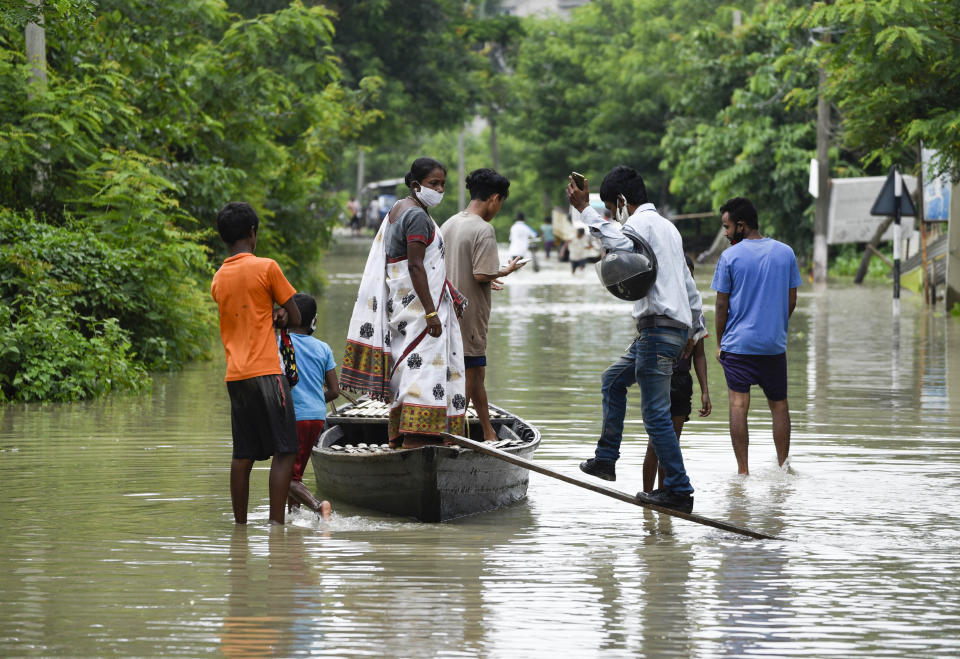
<box><xmin>226</xmin><ymin>374</ymin><xmax>298</xmax><ymax>460</ymax></box>
<box><xmin>719</xmin><ymin>352</ymin><xmax>788</xmax><ymax>401</ymax></box>
<box><xmin>670</xmin><ymin>370</ymin><xmax>693</xmax><ymax>420</ymax></box>
<box><xmin>464</xmin><ymin>355</ymin><xmax>487</xmax><ymax>369</ymax></box>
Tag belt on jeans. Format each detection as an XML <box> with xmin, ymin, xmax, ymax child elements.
<box><xmin>636</xmin><ymin>315</ymin><xmax>689</xmax><ymax>332</ymax></box>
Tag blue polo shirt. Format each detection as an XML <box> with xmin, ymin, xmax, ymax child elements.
<box><xmin>289</xmin><ymin>334</ymin><xmax>336</xmax><ymax>421</ymax></box>
<box><xmin>711</xmin><ymin>238</ymin><xmax>802</xmax><ymax>355</ymax></box>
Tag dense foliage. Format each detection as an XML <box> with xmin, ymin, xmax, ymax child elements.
<box><xmin>660</xmin><ymin>1</ymin><xmax>832</xmax><ymax>250</ymax></box>
<box><xmin>0</xmin><ymin>0</ymin><xmax>373</xmax><ymax>401</ymax></box>
<box><xmin>0</xmin><ymin>212</ymin><xmax>208</xmax><ymax>401</ymax></box>
<box><xmin>506</xmin><ymin>0</ymin><xmax>723</xmax><ymax>213</ymax></box>
<box><xmin>797</xmin><ymin>0</ymin><xmax>960</xmax><ymax>180</ymax></box>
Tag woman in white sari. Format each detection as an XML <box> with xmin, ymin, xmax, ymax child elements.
<box><xmin>340</xmin><ymin>158</ymin><xmax>467</xmax><ymax>448</ymax></box>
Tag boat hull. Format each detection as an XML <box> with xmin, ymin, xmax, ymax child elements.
<box><xmin>310</xmin><ymin>402</ymin><xmax>540</xmax><ymax>522</ymax></box>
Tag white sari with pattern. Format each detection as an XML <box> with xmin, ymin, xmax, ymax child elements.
<box><xmin>340</xmin><ymin>209</ymin><xmax>467</xmax><ymax>441</ymax></box>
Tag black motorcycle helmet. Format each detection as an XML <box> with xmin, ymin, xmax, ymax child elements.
<box><xmin>597</xmin><ymin>228</ymin><xmax>658</xmax><ymax>301</ymax></box>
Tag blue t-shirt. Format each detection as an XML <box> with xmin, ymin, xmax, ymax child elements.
<box><xmin>289</xmin><ymin>334</ymin><xmax>337</xmax><ymax>421</ymax></box>
<box><xmin>711</xmin><ymin>238</ymin><xmax>802</xmax><ymax>355</ymax></box>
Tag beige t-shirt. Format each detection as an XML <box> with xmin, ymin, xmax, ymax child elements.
<box><xmin>568</xmin><ymin>233</ymin><xmax>598</xmax><ymax>261</ymax></box>
<box><xmin>441</xmin><ymin>211</ymin><xmax>500</xmax><ymax>357</ymax></box>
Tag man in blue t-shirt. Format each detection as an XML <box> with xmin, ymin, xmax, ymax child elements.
<box><xmin>711</xmin><ymin>197</ymin><xmax>802</xmax><ymax>475</ymax></box>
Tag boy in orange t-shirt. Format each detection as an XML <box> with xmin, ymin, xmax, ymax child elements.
<box><xmin>211</xmin><ymin>202</ymin><xmax>301</xmax><ymax>525</ymax></box>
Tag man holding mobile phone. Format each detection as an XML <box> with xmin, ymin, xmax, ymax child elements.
<box><xmin>565</xmin><ymin>165</ymin><xmax>703</xmax><ymax>513</ymax></box>
<box><xmin>442</xmin><ymin>168</ymin><xmax>525</xmax><ymax>442</ymax></box>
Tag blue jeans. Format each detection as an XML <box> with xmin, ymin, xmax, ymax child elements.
<box><xmin>595</xmin><ymin>327</ymin><xmax>693</xmax><ymax>494</ymax></box>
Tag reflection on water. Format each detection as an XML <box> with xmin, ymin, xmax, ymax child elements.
<box><xmin>2</xmin><ymin>239</ymin><xmax>960</xmax><ymax>656</ymax></box>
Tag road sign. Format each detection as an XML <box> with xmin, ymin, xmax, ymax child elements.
<box><xmin>870</xmin><ymin>166</ymin><xmax>916</xmax><ymax>217</ymax></box>
<box><xmin>923</xmin><ymin>148</ymin><xmax>951</xmax><ymax>222</ymax></box>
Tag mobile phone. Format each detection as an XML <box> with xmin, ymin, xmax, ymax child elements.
<box><xmin>517</xmin><ymin>258</ymin><xmax>531</xmax><ymax>266</ymax></box>
<box><xmin>570</xmin><ymin>171</ymin><xmax>586</xmax><ymax>190</ymax></box>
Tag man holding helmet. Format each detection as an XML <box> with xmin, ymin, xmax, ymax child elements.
<box><xmin>566</xmin><ymin>165</ymin><xmax>703</xmax><ymax>513</ymax></box>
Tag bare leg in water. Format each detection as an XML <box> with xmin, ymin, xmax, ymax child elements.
<box><xmin>231</xmin><ymin>458</ymin><xmax>255</xmax><ymax>524</ymax></box>
<box><xmin>728</xmin><ymin>389</ymin><xmax>751</xmax><ymax>475</ymax></box>
<box><xmin>288</xmin><ymin>480</ymin><xmax>333</xmax><ymax>520</ymax></box>
<box><xmin>465</xmin><ymin>365</ymin><xmax>497</xmax><ymax>442</ymax></box>
<box><xmin>767</xmin><ymin>397</ymin><xmax>791</xmax><ymax>467</ymax></box>
<box><xmin>268</xmin><ymin>452</ymin><xmax>295</xmax><ymax>524</ymax></box>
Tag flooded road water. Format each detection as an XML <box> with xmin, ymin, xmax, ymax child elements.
<box><xmin>2</xmin><ymin>238</ymin><xmax>959</xmax><ymax>657</ymax></box>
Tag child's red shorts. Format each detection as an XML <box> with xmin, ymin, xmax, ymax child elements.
<box><xmin>292</xmin><ymin>419</ymin><xmax>325</xmax><ymax>482</ymax></box>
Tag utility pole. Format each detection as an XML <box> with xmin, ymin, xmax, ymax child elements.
<box><xmin>813</xmin><ymin>32</ymin><xmax>831</xmax><ymax>284</ymax></box>
<box><xmin>26</xmin><ymin>0</ymin><xmax>47</xmax><ymax>208</ymax></box>
<box><xmin>489</xmin><ymin>115</ymin><xmax>500</xmax><ymax>172</ymax></box>
<box><xmin>25</xmin><ymin>0</ymin><xmax>47</xmax><ymax>92</ymax></box>
<box><xmin>355</xmin><ymin>148</ymin><xmax>365</xmax><ymax>202</ymax></box>
<box><xmin>457</xmin><ymin>128</ymin><xmax>466</xmax><ymax>210</ymax></box>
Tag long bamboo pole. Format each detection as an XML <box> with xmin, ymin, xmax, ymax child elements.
<box><xmin>441</xmin><ymin>433</ymin><xmax>781</xmax><ymax>541</ymax></box>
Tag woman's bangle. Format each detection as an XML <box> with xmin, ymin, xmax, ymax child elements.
<box><xmin>424</xmin><ymin>311</ymin><xmax>438</xmax><ymax>320</ymax></box>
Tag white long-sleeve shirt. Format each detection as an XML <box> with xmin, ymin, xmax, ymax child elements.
<box><xmin>579</xmin><ymin>203</ymin><xmax>703</xmax><ymax>332</ymax></box>
<box><xmin>508</xmin><ymin>221</ymin><xmax>538</xmax><ymax>257</ymax></box>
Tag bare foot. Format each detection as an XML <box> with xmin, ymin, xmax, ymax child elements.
<box><xmin>289</xmin><ymin>479</ymin><xmax>327</xmax><ymax>515</ymax></box>
<box><xmin>320</xmin><ymin>500</ymin><xmax>332</xmax><ymax>521</ymax></box>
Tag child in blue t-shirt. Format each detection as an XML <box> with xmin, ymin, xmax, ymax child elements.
<box><xmin>287</xmin><ymin>292</ymin><xmax>339</xmax><ymax>519</ymax></box>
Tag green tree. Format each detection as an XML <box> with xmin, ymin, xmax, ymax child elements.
<box><xmin>796</xmin><ymin>0</ymin><xmax>960</xmax><ymax>180</ymax></box>
<box><xmin>504</xmin><ymin>0</ymin><xmax>728</xmax><ymax>214</ymax></box>
<box><xmin>661</xmin><ymin>1</ymin><xmax>826</xmax><ymax>251</ymax></box>
<box><xmin>325</xmin><ymin>0</ymin><xmax>478</xmax><ymax>144</ymax></box>
<box><xmin>86</xmin><ymin>0</ymin><xmax>377</xmax><ymax>283</ymax></box>
<box><xmin>460</xmin><ymin>10</ymin><xmax>525</xmax><ymax>171</ymax></box>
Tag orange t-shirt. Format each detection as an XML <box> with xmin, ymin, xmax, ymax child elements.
<box><xmin>211</xmin><ymin>253</ymin><xmax>296</xmax><ymax>382</ymax></box>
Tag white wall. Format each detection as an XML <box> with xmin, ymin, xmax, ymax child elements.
<box><xmin>500</xmin><ymin>0</ymin><xmax>591</xmax><ymax>17</ymax></box>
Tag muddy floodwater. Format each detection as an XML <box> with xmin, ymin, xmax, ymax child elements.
<box><xmin>2</xmin><ymin>238</ymin><xmax>959</xmax><ymax>657</ymax></box>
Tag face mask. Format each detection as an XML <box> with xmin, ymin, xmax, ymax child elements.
<box><xmin>309</xmin><ymin>314</ymin><xmax>317</xmax><ymax>334</ymax></box>
<box><xmin>617</xmin><ymin>195</ymin><xmax>629</xmax><ymax>224</ymax></box>
<box><xmin>415</xmin><ymin>184</ymin><xmax>444</xmax><ymax>208</ymax></box>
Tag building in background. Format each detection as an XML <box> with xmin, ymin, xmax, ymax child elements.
<box><xmin>499</xmin><ymin>0</ymin><xmax>591</xmax><ymax>17</ymax></box>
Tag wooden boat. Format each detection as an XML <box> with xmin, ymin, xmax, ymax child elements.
<box><xmin>310</xmin><ymin>399</ymin><xmax>541</xmax><ymax>522</ymax></box>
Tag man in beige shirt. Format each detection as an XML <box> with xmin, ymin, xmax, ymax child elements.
<box><xmin>442</xmin><ymin>168</ymin><xmax>525</xmax><ymax>442</ymax></box>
